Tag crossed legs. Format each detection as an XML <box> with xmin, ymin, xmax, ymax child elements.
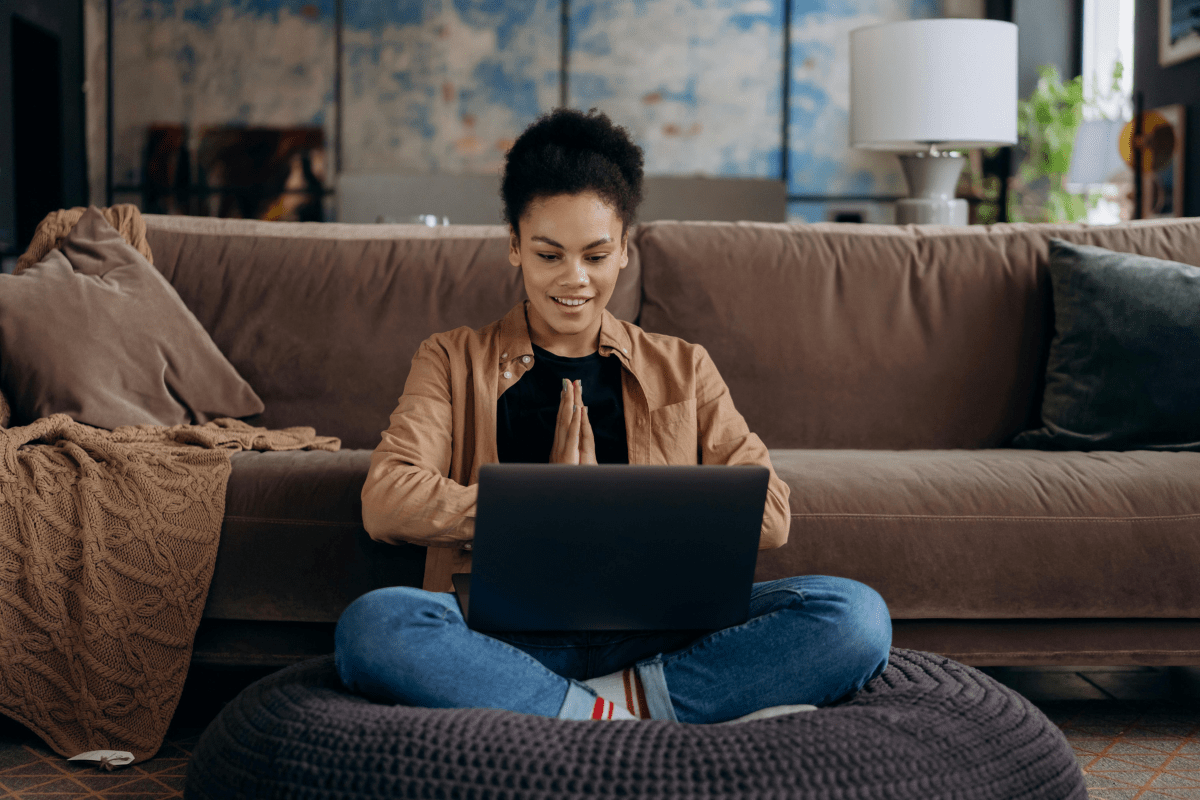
<box><xmin>334</xmin><ymin>575</ymin><xmax>892</xmax><ymax>723</ymax></box>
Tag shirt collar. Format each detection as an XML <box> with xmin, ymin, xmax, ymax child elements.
<box><xmin>498</xmin><ymin>300</ymin><xmax>633</xmax><ymax>363</ymax></box>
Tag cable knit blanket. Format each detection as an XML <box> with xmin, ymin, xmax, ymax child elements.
<box><xmin>14</xmin><ymin>204</ymin><xmax>153</xmax><ymax>274</ymax></box>
<box><xmin>0</xmin><ymin>414</ymin><xmax>339</xmax><ymax>763</ymax></box>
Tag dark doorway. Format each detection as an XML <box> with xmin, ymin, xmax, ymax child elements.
<box><xmin>11</xmin><ymin>14</ymin><xmax>63</xmax><ymax>252</ymax></box>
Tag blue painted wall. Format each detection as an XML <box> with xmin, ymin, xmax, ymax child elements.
<box><xmin>569</xmin><ymin>0</ymin><xmax>785</xmax><ymax>177</ymax></box>
<box><xmin>109</xmin><ymin>0</ymin><xmax>952</xmax><ymax>217</ymax></box>
<box><xmin>111</xmin><ymin>0</ymin><xmax>337</xmax><ymax>184</ymax></box>
<box><xmin>340</xmin><ymin>0</ymin><xmax>560</xmax><ymax>173</ymax></box>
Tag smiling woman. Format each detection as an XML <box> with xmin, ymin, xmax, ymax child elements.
<box><xmin>501</xmin><ymin>110</ymin><xmax>644</xmax><ymax>358</ymax></box>
<box><xmin>508</xmin><ymin>193</ymin><xmax>629</xmax><ymax>358</ymax></box>
<box><xmin>491</xmin><ymin>109</ymin><xmax>647</xmax><ymax>464</ymax></box>
<box><xmin>340</xmin><ymin>106</ymin><xmax>891</xmax><ymax>727</ymax></box>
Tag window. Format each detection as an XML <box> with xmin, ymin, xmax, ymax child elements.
<box><xmin>1082</xmin><ymin>0</ymin><xmax>1135</xmax><ymax>121</ymax></box>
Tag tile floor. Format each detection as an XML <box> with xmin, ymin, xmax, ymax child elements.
<box><xmin>0</xmin><ymin>663</ymin><xmax>1197</xmax><ymax>798</ymax></box>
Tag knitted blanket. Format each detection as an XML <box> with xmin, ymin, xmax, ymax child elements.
<box><xmin>0</xmin><ymin>414</ymin><xmax>339</xmax><ymax>763</ymax></box>
<box><xmin>14</xmin><ymin>204</ymin><xmax>153</xmax><ymax>274</ymax></box>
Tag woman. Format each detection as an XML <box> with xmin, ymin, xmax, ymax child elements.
<box><xmin>335</xmin><ymin>108</ymin><xmax>891</xmax><ymax>723</ymax></box>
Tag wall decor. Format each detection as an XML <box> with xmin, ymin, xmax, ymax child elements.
<box><xmin>1120</xmin><ymin>103</ymin><xmax>1187</xmax><ymax>218</ymax></box>
<box><xmin>1159</xmin><ymin>0</ymin><xmax>1200</xmax><ymax>67</ymax></box>
<box><xmin>100</xmin><ymin>0</ymin><xmax>946</xmax><ymax>220</ymax></box>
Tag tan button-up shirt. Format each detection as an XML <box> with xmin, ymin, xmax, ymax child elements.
<box><xmin>362</xmin><ymin>300</ymin><xmax>791</xmax><ymax>592</ymax></box>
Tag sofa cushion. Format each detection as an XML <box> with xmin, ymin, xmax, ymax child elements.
<box><xmin>144</xmin><ymin>217</ymin><xmax>643</xmax><ymax>450</ymax></box>
<box><xmin>205</xmin><ymin>449</ymin><xmax>424</xmax><ymax>623</ymax></box>
<box><xmin>1012</xmin><ymin>238</ymin><xmax>1200</xmax><ymax>451</ymax></box>
<box><xmin>636</xmin><ymin>217</ymin><xmax>1200</xmax><ymax>449</ymax></box>
<box><xmin>0</xmin><ymin>207</ymin><xmax>264</xmax><ymax>428</ymax></box>
<box><xmin>755</xmin><ymin>448</ymin><xmax>1200</xmax><ymax>619</ymax></box>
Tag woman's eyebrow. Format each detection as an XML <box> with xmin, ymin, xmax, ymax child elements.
<box><xmin>531</xmin><ymin>235</ymin><xmax>613</xmax><ymax>249</ymax></box>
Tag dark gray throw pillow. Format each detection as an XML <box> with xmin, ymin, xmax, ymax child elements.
<box><xmin>1012</xmin><ymin>237</ymin><xmax>1200</xmax><ymax>451</ymax></box>
<box><xmin>0</xmin><ymin>206</ymin><xmax>264</xmax><ymax>429</ymax></box>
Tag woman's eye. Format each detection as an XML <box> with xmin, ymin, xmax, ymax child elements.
<box><xmin>535</xmin><ymin>252</ymin><xmax>607</xmax><ymax>262</ymax></box>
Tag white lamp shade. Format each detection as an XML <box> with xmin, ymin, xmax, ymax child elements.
<box><xmin>850</xmin><ymin>19</ymin><xmax>1018</xmax><ymax>151</ymax></box>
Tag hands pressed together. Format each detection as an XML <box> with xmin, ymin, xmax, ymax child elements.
<box><xmin>550</xmin><ymin>378</ymin><xmax>597</xmax><ymax>465</ymax></box>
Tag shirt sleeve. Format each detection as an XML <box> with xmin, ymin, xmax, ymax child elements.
<box><xmin>360</xmin><ymin>338</ymin><xmax>477</xmax><ymax>547</ymax></box>
<box><xmin>693</xmin><ymin>344</ymin><xmax>791</xmax><ymax>549</ymax></box>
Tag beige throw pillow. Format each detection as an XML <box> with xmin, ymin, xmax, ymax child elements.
<box><xmin>0</xmin><ymin>206</ymin><xmax>264</xmax><ymax>428</ymax></box>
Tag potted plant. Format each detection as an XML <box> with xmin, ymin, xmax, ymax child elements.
<box><xmin>968</xmin><ymin>61</ymin><xmax>1128</xmax><ymax>224</ymax></box>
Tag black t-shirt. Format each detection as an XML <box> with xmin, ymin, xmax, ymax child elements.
<box><xmin>496</xmin><ymin>342</ymin><xmax>629</xmax><ymax>464</ymax></box>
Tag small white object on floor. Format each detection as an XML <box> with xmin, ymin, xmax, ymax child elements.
<box><xmin>67</xmin><ymin>749</ymin><xmax>134</xmax><ymax>769</ymax></box>
<box><xmin>719</xmin><ymin>704</ymin><xmax>818</xmax><ymax>724</ymax></box>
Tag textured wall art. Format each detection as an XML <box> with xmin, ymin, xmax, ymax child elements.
<box><xmin>341</xmin><ymin>0</ymin><xmax>561</xmax><ymax>174</ymax></box>
<box><xmin>568</xmin><ymin>0</ymin><xmax>785</xmax><ymax>178</ymax></box>
<box><xmin>110</xmin><ymin>0</ymin><xmax>336</xmax><ymax>188</ymax></box>
<box><xmin>103</xmin><ymin>0</ymin><xmax>957</xmax><ymax>220</ymax></box>
<box><xmin>787</xmin><ymin>0</ymin><xmax>940</xmax><ymax>221</ymax></box>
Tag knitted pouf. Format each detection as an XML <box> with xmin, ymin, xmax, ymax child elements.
<box><xmin>184</xmin><ymin>647</ymin><xmax>1085</xmax><ymax>799</ymax></box>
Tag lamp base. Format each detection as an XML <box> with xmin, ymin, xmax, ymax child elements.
<box><xmin>895</xmin><ymin>197</ymin><xmax>968</xmax><ymax>225</ymax></box>
<box><xmin>895</xmin><ymin>151</ymin><xmax>969</xmax><ymax>226</ymax></box>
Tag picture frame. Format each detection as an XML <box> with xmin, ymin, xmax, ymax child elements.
<box><xmin>1159</xmin><ymin>0</ymin><xmax>1200</xmax><ymax>67</ymax></box>
<box><xmin>1135</xmin><ymin>104</ymin><xmax>1187</xmax><ymax>219</ymax></box>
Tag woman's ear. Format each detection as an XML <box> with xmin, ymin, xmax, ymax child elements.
<box><xmin>508</xmin><ymin>228</ymin><xmax>522</xmax><ymax>268</ymax></box>
<box><xmin>618</xmin><ymin>231</ymin><xmax>629</xmax><ymax>269</ymax></box>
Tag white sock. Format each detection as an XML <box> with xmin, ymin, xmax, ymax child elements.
<box><xmin>584</xmin><ymin>667</ymin><xmax>652</xmax><ymax>719</ymax></box>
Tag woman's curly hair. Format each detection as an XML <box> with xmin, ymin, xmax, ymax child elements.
<box><xmin>501</xmin><ymin>107</ymin><xmax>644</xmax><ymax>235</ymax></box>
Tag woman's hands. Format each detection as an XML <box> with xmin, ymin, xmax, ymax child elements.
<box><xmin>550</xmin><ymin>378</ymin><xmax>597</xmax><ymax>465</ymax></box>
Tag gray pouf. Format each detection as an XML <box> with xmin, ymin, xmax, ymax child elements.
<box><xmin>184</xmin><ymin>648</ymin><xmax>1085</xmax><ymax>799</ymax></box>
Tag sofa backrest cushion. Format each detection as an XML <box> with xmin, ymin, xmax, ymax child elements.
<box><xmin>144</xmin><ymin>216</ymin><xmax>643</xmax><ymax>450</ymax></box>
<box><xmin>635</xmin><ymin>217</ymin><xmax>1200</xmax><ymax>449</ymax></box>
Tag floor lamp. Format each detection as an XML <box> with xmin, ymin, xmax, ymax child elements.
<box><xmin>850</xmin><ymin>19</ymin><xmax>1019</xmax><ymax>225</ymax></box>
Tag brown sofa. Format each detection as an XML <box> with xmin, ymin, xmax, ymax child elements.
<box><xmin>141</xmin><ymin>213</ymin><xmax>1200</xmax><ymax>669</ymax></box>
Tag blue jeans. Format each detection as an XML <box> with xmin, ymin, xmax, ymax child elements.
<box><xmin>335</xmin><ymin>575</ymin><xmax>891</xmax><ymax>724</ymax></box>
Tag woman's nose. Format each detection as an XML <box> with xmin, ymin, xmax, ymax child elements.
<box><xmin>560</xmin><ymin>260</ymin><xmax>589</xmax><ymax>284</ymax></box>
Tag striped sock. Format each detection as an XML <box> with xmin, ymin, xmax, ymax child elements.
<box><xmin>588</xmin><ymin>695</ymin><xmax>635</xmax><ymax>720</ymax></box>
<box><xmin>584</xmin><ymin>667</ymin><xmax>652</xmax><ymax>720</ymax></box>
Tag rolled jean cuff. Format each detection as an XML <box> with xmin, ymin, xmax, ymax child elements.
<box><xmin>557</xmin><ymin>680</ymin><xmax>600</xmax><ymax>720</ymax></box>
<box><xmin>635</xmin><ymin>657</ymin><xmax>677</xmax><ymax>722</ymax></box>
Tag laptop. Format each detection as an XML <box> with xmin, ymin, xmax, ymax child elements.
<box><xmin>451</xmin><ymin>464</ymin><xmax>769</xmax><ymax>632</ymax></box>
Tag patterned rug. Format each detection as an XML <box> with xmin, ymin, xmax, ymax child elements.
<box><xmin>0</xmin><ymin>723</ymin><xmax>194</xmax><ymax>798</ymax></box>
<box><xmin>0</xmin><ymin>677</ymin><xmax>1196</xmax><ymax>798</ymax></box>
<box><xmin>1042</xmin><ymin>699</ymin><xmax>1200</xmax><ymax>799</ymax></box>
<box><xmin>0</xmin><ymin>663</ymin><xmax>270</xmax><ymax>799</ymax></box>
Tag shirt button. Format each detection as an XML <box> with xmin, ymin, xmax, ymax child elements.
<box><xmin>501</xmin><ymin>352</ymin><xmax>508</xmax><ymax>359</ymax></box>
<box><xmin>622</xmin><ymin>348</ymin><xmax>628</xmax><ymax>354</ymax></box>
<box><xmin>503</xmin><ymin>371</ymin><xmax>512</xmax><ymax>379</ymax></box>
<box><xmin>522</xmin><ymin>355</ymin><xmax>531</xmax><ymax>363</ymax></box>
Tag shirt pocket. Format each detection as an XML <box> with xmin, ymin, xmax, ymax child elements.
<box><xmin>649</xmin><ymin>398</ymin><xmax>698</xmax><ymax>465</ymax></box>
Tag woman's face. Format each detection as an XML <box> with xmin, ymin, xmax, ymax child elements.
<box><xmin>509</xmin><ymin>191</ymin><xmax>628</xmax><ymax>357</ymax></box>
